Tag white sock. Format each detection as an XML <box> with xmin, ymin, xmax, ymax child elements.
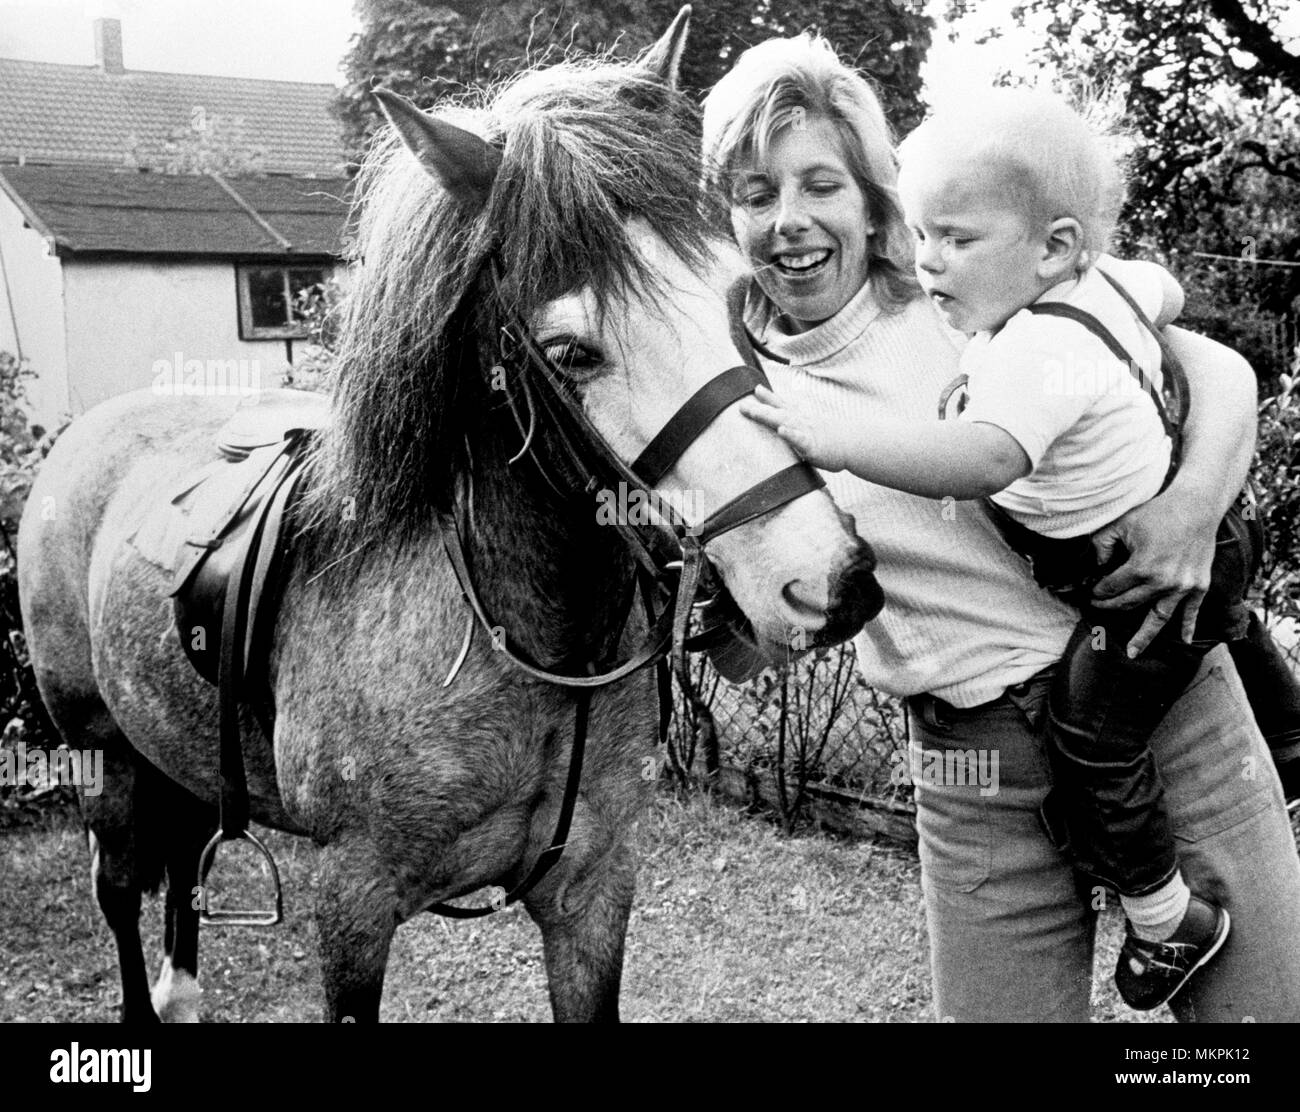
<box><xmin>1121</xmin><ymin>872</ymin><xmax>1191</xmax><ymax>942</ymax></box>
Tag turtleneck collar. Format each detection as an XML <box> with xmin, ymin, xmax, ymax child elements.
<box><xmin>744</xmin><ymin>277</ymin><xmax>886</xmax><ymax>366</ymax></box>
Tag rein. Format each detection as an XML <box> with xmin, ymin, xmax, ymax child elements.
<box><xmin>425</xmin><ymin>269</ymin><xmax>824</xmax><ymax>917</ymax></box>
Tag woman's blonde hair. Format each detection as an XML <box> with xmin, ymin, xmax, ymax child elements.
<box><xmin>702</xmin><ymin>33</ymin><xmax>920</xmax><ymax>313</ymax></box>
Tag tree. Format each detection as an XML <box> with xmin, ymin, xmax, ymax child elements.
<box><xmin>157</xmin><ymin>109</ymin><xmax>268</xmax><ymax>176</ymax></box>
<box><xmin>944</xmin><ymin>0</ymin><xmax>1300</xmax><ymax>372</ymax></box>
<box><xmin>336</xmin><ymin>0</ymin><xmax>931</xmax><ymax>155</ymax></box>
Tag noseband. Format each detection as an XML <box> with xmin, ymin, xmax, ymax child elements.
<box><xmin>427</xmin><ymin>268</ymin><xmax>825</xmax><ymax>916</ymax></box>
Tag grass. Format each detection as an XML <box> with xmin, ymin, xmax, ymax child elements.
<box><xmin>2</xmin><ymin>789</ymin><xmax>1272</xmax><ymax>1023</ymax></box>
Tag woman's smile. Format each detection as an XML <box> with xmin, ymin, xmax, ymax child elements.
<box><xmin>730</xmin><ymin>117</ymin><xmax>873</xmax><ymax>333</ymax></box>
<box><xmin>772</xmin><ymin>247</ymin><xmax>833</xmax><ymax>274</ymax></box>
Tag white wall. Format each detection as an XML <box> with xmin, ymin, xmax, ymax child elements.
<box><xmin>0</xmin><ymin>190</ymin><xmax>69</xmax><ymax>426</ymax></box>
<box><xmin>62</xmin><ymin>258</ymin><xmax>294</xmax><ymax>413</ymax></box>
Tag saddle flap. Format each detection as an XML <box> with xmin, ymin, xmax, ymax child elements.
<box><xmin>168</xmin><ymin>442</ymin><xmax>294</xmax><ymax>598</ymax></box>
<box><xmin>171</xmin><ymin>437</ymin><xmax>308</xmax><ymax>687</ymax></box>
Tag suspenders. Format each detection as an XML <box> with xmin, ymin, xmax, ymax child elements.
<box><xmin>1024</xmin><ymin>269</ymin><xmax>1190</xmax><ymax>470</ymax></box>
<box><xmin>937</xmin><ymin>270</ymin><xmax>1193</xmax><ymax>594</ymax></box>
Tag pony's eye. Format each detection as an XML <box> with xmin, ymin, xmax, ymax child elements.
<box><xmin>541</xmin><ymin>339</ymin><xmax>604</xmax><ymax>379</ymax></box>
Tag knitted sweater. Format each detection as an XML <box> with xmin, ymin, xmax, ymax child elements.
<box><xmin>748</xmin><ymin>280</ymin><xmax>1079</xmax><ymax>708</ymax></box>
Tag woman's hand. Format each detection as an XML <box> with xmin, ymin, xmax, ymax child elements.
<box><xmin>1090</xmin><ymin>326</ymin><xmax>1258</xmax><ymax>658</ymax></box>
<box><xmin>740</xmin><ymin>385</ymin><xmax>848</xmax><ymax>471</ymax></box>
<box><xmin>1090</xmin><ymin>488</ymin><xmax>1219</xmax><ymax>656</ymax></box>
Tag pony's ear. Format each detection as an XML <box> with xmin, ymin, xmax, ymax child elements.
<box><xmin>374</xmin><ymin>88</ymin><xmax>501</xmax><ymax>209</ymax></box>
<box><xmin>642</xmin><ymin>5</ymin><xmax>690</xmax><ymax>89</ymax></box>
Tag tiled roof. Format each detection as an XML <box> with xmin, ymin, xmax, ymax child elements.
<box><xmin>0</xmin><ymin>57</ymin><xmax>348</xmax><ymax>175</ymax></box>
<box><xmin>0</xmin><ymin>164</ymin><xmax>351</xmax><ymax>258</ymax></box>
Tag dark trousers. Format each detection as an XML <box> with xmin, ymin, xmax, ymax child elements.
<box><xmin>990</xmin><ymin>499</ymin><xmax>1300</xmax><ymax>897</ymax></box>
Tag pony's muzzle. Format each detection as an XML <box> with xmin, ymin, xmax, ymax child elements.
<box><xmin>782</xmin><ymin>537</ymin><xmax>883</xmax><ymax>648</ymax></box>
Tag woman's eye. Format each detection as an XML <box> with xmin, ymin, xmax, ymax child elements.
<box><xmin>807</xmin><ymin>181</ymin><xmax>840</xmax><ymax>196</ymax></box>
<box><xmin>737</xmin><ymin>190</ymin><xmax>773</xmax><ymax>209</ymax></box>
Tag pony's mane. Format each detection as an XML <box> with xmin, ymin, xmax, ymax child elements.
<box><xmin>305</xmin><ymin>54</ymin><xmax>724</xmax><ymax>557</ymax></box>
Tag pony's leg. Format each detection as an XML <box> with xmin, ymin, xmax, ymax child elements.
<box><xmin>314</xmin><ymin>842</ymin><xmax>399</xmax><ymax>1022</ymax></box>
<box><xmin>524</xmin><ymin>835</ymin><xmax>636</xmax><ymax>1023</ymax></box>
<box><xmin>80</xmin><ymin>726</ymin><xmax>166</xmax><ymax>1024</ymax></box>
<box><xmin>151</xmin><ymin>784</ymin><xmax>214</xmax><ymax>1023</ymax></box>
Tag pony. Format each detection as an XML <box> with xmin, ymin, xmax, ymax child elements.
<box><xmin>17</xmin><ymin>9</ymin><xmax>880</xmax><ymax>1022</ymax></box>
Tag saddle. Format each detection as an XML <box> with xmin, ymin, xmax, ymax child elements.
<box><xmin>164</xmin><ymin>393</ymin><xmax>326</xmax><ymax>925</ymax></box>
<box><xmin>169</xmin><ymin>392</ymin><xmax>328</xmax><ymax>686</ymax></box>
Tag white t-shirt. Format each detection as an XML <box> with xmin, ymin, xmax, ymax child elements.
<box><xmin>958</xmin><ymin>259</ymin><xmax>1174</xmax><ymax>538</ymax></box>
<box><xmin>746</xmin><ymin>280</ymin><xmax>1079</xmax><ymax>708</ymax></box>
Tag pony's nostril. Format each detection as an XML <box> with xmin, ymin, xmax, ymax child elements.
<box><xmin>780</xmin><ymin>577</ymin><xmax>830</xmax><ymax>628</ymax></box>
<box><xmin>823</xmin><ymin>540</ymin><xmax>884</xmax><ymax>640</ymax></box>
<box><xmin>781</xmin><ymin>539</ymin><xmax>883</xmax><ymax>646</ymax></box>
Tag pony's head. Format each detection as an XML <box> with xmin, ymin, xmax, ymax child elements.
<box><xmin>319</xmin><ymin>8</ymin><xmax>881</xmax><ymax>660</ymax></box>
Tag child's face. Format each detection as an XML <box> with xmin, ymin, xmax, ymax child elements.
<box><xmin>898</xmin><ymin>155</ymin><xmax>1054</xmax><ymax>333</ymax></box>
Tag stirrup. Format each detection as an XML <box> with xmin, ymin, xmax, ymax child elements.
<box><xmin>197</xmin><ymin>828</ymin><xmax>284</xmax><ymax>927</ymax></box>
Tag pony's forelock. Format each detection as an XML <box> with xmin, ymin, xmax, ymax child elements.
<box><xmin>304</xmin><ymin>55</ymin><xmax>724</xmax><ymax>556</ymax></box>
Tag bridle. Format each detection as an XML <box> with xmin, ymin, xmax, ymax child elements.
<box><xmin>426</xmin><ymin>264</ymin><xmax>825</xmax><ymax>916</ymax></box>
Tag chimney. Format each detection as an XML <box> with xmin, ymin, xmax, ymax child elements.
<box><xmin>94</xmin><ymin>17</ymin><xmax>124</xmax><ymax>75</ymax></box>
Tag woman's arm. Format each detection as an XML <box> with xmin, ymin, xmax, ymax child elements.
<box><xmin>1090</xmin><ymin>325</ymin><xmax>1257</xmax><ymax>654</ymax></box>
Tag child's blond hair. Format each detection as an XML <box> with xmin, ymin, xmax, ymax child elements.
<box><xmin>899</xmin><ymin>87</ymin><xmax>1128</xmax><ymax>268</ymax></box>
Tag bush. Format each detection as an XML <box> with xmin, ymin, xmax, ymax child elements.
<box><xmin>1254</xmin><ymin>368</ymin><xmax>1300</xmax><ymax>656</ymax></box>
<box><xmin>1</xmin><ymin>352</ymin><xmax>65</xmax><ymax>820</ymax></box>
<box><xmin>283</xmin><ymin>278</ymin><xmax>343</xmax><ymax>393</ymax></box>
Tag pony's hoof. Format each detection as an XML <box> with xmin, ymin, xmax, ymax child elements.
<box><xmin>151</xmin><ymin>961</ymin><xmax>202</xmax><ymax>1023</ymax></box>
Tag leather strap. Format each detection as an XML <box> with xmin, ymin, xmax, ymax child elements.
<box><xmin>631</xmin><ymin>365</ymin><xmax>766</xmax><ymax>486</ymax></box>
<box><xmin>215</xmin><ymin>443</ymin><xmax>307</xmax><ymax>839</ymax></box>
<box><xmin>436</xmin><ymin>507</ymin><xmax>675</xmax><ymax>688</ymax></box>
<box><xmin>427</xmin><ymin>685</ymin><xmax>593</xmax><ymax>918</ymax></box>
<box><xmin>217</xmin><ymin>514</ymin><xmax>254</xmax><ymax>837</ymax></box>
<box><xmin>693</xmin><ymin>461</ymin><xmax>825</xmax><ymax>546</ymax></box>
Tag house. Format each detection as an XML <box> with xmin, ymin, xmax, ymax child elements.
<box><xmin>0</xmin><ymin>17</ymin><xmax>351</xmax><ymax>425</ymax></box>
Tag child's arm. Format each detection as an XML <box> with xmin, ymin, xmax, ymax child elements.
<box><xmin>739</xmin><ymin>385</ymin><xmax>1030</xmax><ymax>499</ymax></box>
<box><xmin>1095</xmin><ymin>255</ymin><xmax>1185</xmax><ymax>328</ymax></box>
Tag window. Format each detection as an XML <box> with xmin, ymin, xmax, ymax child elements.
<box><xmin>236</xmin><ymin>264</ymin><xmax>329</xmax><ymax>340</ymax></box>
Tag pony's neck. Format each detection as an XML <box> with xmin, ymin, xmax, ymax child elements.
<box><xmin>462</xmin><ymin>437</ymin><xmax>635</xmax><ymax>672</ymax></box>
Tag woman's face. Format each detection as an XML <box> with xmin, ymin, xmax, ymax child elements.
<box><xmin>728</xmin><ymin>115</ymin><xmax>874</xmax><ymax>333</ymax></box>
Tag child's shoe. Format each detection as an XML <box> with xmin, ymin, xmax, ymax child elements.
<box><xmin>1114</xmin><ymin>895</ymin><xmax>1230</xmax><ymax>1010</ymax></box>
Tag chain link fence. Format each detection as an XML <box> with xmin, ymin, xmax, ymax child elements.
<box><xmin>666</xmin><ymin>640</ymin><xmax>917</xmax><ymax>842</ymax></box>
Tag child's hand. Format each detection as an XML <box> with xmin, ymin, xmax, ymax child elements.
<box><xmin>739</xmin><ymin>385</ymin><xmax>845</xmax><ymax>471</ymax></box>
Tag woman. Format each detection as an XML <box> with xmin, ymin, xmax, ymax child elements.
<box><xmin>702</xmin><ymin>33</ymin><xmax>1300</xmax><ymax>1022</ymax></box>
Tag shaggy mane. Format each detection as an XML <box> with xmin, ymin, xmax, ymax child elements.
<box><xmin>303</xmin><ymin>53</ymin><xmax>724</xmax><ymax>557</ymax></box>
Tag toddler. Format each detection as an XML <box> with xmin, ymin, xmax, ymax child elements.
<box><xmin>742</xmin><ymin>88</ymin><xmax>1300</xmax><ymax>1010</ymax></box>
